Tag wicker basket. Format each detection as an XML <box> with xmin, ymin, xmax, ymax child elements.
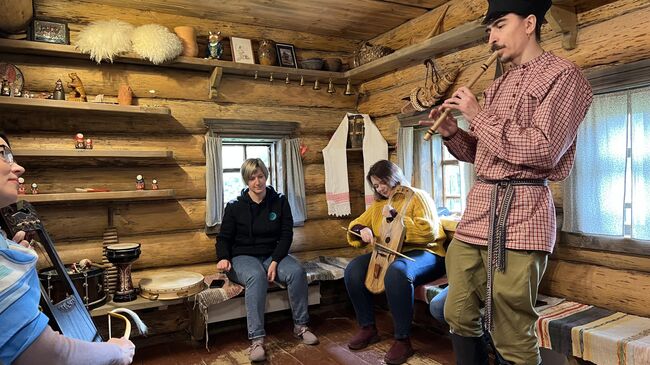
<box><xmin>357</xmin><ymin>42</ymin><xmax>394</xmax><ymax>66</ymax></box>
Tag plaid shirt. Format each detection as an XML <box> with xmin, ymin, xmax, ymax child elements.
<box><xmin>445</xmin><ymin>52</ymin><xmax>593</xmax><ymax>253</ymax></box>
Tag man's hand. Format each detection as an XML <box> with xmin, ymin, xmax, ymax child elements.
<box><xmin>216</xmin><ymin>259</ymin><xmax>231</xmax><ymax>272</ymax></box>
<box><xmin>107</xmin><ymin>337</ymin><xmax>135</xmax><ymax>365</ymax></box>
<box><xmin>440</xmin><ymin>86</ymin><xmax>481</xmax><ymax>122</ymax></box>
<box><xmin>12</xmin><ymin>231</ymin><xmax>31</xmax><ymax>249</ymax></box>
<box><xmin>420</xmin><ymin>107</ymin><xmax>459</xmax><ymax>138</ymax></box>
<box><xmin>267</xmin><ymin>261</ymin><xmax>278</xmax><ymax>282</ymax></box>
<box><xmin>360</xmin><ymin>227</ymin><xmax>374</xmax><ymax>244</ymax></box>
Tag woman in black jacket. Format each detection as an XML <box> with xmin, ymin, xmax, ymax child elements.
<box><xmin>216</xmin><ymin>158</ymin><xmax>318</xmax><ymax>362</ymax></box>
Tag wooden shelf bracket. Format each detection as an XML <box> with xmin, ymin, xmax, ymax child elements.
<box><xmin>209</xmin><ymin>67</ymin><xmax>223</xmax><ymax>99</ymax></box>
<box><xmin>547</xmin><ymin>4</ymin><xmax>578</xmax><ymax>50</ymax></box>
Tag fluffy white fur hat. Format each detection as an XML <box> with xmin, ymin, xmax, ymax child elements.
<box><xmin>75</xmin><ymin>20</ymin><xmax>135</xmax><ymax>64</ymax></box>
<box><xmin>131</xmin><ymin>24</ymin><xmax>183</xmax><ymax>65</ymax></box>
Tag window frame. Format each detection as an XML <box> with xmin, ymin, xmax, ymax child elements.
<box><xmin>561</xmin><ymin>58</ymin><xmax>650</xmax><ymax>256</ymax></box>
<box><xmin>221</xmin><ymin>139</ymin><xmax>277</xmax><ymax>204</ymax></box>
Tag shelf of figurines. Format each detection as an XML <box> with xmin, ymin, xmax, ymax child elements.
<box><xmin>0</xmin><ymin>20</ymin><xmax>484</xmax><ymax>84</ymax></box>
<box><xmin>0</xmin><ymin>97</ymin><xmax>171</xmax><ymax>117</ymax></box>
<box><xmin>13</xmin><ymin>149</ymin><xmax>174</xmax><ymax>159</ymax></box>
<box><xmin>20</xmin><ymin>189</ymin><xmax>176</xmax><ymax>203</ymax></box>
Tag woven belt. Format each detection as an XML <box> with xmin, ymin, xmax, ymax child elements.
<box><xmin>479</xmin><ymin>178</ymin><xmax>548</xmax><ymax>331</ymax></box>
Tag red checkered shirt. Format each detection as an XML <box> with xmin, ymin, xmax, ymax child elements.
<box><xmin>444</xmin><ymin>52</ymin><xmax>593</xmax><ymax>253</ymax></box>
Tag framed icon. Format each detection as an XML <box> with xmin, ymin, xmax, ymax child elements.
<box><xmin>32</xmin><ymin>20</ymin><xmax>69</xmax><ymax>45</ymax></box>
<box><xmin>276</xmin><ymin>43</ymin><xmax>297</xmax><ymax>68</ymax></box>
<box><xmin>230</xmin><ymin>37</ymin><xmax>255</xmax><ymax>64</ymax></box>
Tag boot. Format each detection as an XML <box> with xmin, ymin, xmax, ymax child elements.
<box><xmin>347</xmin><ymin>325</ymin><xmax>380</xmax><ymax>350</ymax></box>
<box><xmin>450</xmin><ymin>333</ymin><xmax>489</xmax><ymax>365</ymax></box>
<box><xmin>384</xmin><ymin>338</ymin><xmax>415</xmax><ymax>365</ymax></box>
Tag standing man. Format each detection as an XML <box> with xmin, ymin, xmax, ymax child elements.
<box><xmin>423</xmin><ymin>1</ymin><xmax>593</xmax><ymax>364</ymax></box>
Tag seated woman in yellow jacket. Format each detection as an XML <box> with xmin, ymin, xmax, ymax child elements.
<box><xmin>344</xmin><ymin>159</ymin><xmax>446</xmax><ymax>365</ymax></box>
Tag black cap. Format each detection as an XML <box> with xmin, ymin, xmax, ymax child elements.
<box><xmin>482</xmin><ymin>0</ymin><xmax>552</xmax><ymax>25</ymax></box>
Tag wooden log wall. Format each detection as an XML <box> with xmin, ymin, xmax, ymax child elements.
<box><xmin>0</xmin><ymin>0</ymin><xmax>372</xmax><ymax>321</ymax></box>
<box><xmin>357</xmin><ymin>0</ymin><xmax>650</xmax><ymax>315</ymax></box>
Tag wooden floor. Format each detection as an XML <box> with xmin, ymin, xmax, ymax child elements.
<box><xmin>133</xmin><ymin>307</ymin><xmax>456</xmax><ymax>365</ymax></box>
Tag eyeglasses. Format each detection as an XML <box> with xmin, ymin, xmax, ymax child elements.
<box><xmin>0</xmin><ymin>145</ymin><xmax>15</xmax><ymax>165</ymax></box>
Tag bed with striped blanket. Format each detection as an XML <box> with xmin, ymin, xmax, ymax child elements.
<box><xmin>536</xmin><ymin>296</ymin><xmax>650</xmax><ymax>365</ymax></box>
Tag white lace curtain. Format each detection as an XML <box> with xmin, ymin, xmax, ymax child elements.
<box><xmin>563</xmin><ymin>87</ymin><xmax>650</xmax><ymax>240</ymax></box>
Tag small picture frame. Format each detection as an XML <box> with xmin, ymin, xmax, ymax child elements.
<box><xmin>276</xmin><ymin>43</ymin><xmax>297</xmax><ymax>68</ymax></box>
<box><xmin>230</xmin><ymin>37</ymin><xmax>255</xmax><ymax>64</ymax></box>
<box><xmin>31</xmin><ymin>20</ymin><xmax>69</xmax><ymax>45</ymax></box>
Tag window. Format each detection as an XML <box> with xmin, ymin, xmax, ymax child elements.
<box><xmin>221</xmin><ymin>140</ymin><xmax>276</xmax><ymax>204</ymax></box>
<box><xmin>563</xmin><ymin>85</ymin><xmax>650</xmax><ymax>244</ymax></box>
<box><xmin>408</xmin><ymin>121</ymin><xmax>473</xmax><ymax>215</ymax></box>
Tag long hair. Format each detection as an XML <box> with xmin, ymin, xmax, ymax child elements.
<box><xmin>366</xmin><ymin>160</ymin><xmax>409</xmax><ymax>201</ymax></box>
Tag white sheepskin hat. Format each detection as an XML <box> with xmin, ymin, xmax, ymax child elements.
<box><xmin>75</xmin><ymin>20</ymin><xmax>135</xmax><ymax>64</ymax></box>
<box><xmin>131</xmin><ymin>24</ymin><xmax>183</xmax><ymax>65</ymax></box>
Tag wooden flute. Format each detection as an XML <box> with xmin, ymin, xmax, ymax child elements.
<box><xmin>423</xmin><ymin>51</ymin><xmax>500</xmax><ymax>141</ymax></box>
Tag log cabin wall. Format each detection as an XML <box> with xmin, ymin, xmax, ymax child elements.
<box><xmin>0</xmin><ymin>0</ymin><xmax>369</xmax><ymax>314</ymax></box>
<box><xmin>2</xmin><ymin>0</ymin><xmax>649</xmax><ymax>338</ymax></box>
<box><xmin>357</xmin><ymin>0</ymin><xmax>650</xmax><ymax>316</ymax></box>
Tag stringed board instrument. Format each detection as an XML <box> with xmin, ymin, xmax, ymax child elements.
<box><xmin>364</xmin><ymin>185</ymin><xmax>415</xmax><ymax>294</ymax></box>
<box><xmin>0</xmin><ymin>201</ymin><xmax>102</xmax><ymax>342</ymax></box>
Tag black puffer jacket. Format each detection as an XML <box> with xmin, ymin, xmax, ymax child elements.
<box><xmin>216</xmin><ymin>186</ymin><xmax>293</xmax><ymax>262</ymax></box>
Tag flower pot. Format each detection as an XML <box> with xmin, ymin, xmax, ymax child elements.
<box><xmin>174</xmin><ymin>26</ymin><xmax>198</xmax><ymax>57</ymax></box>
<box><xmin>118</xmin><ymin>84</ymin><xmax>133</xmax><ymax>106</ymax></box>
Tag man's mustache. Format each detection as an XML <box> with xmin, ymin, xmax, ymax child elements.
<box><xmin>491</xmin><ymin>44</ymin><xmax>505</xmax><ymax>52</ymax></box>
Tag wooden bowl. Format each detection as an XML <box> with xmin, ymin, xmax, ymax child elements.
<box><xmin>300</xmin><ymin>58</ymin><xmax>324</xmax><ymax>70</ymax></box>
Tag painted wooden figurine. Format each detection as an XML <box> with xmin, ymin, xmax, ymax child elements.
<box><xmin>53</xmin><ymin>79</ymin><xmax>65</xmax><ymax>100</ymax></box>
<box><xmin>67</xmin><ymin>72</ymin><xmax>87</xmax><ymax>102</ymax></box>
<box><xmin>0</xmin><ymin>79</ymin><xmax>10</xmax><ymax>96</ymax></box>
<box><xmin>31</xmin><ymin>183</ymin><xmax>38</xmax><ymax>195</ymax></box>
<box><xmin>75</xmin><ymin>133</ymin><xmax>85</xmax><ymax>149</ymax></box>
<box><xmin>136</xmin><ymin>175</ymin><xmax>145</xmax><ymax>190</ymax></box>
<box><xmin>151</xmin><ymin>179</ymin><xmax>159</xmax><ymax>190</ymax></box>
<box><xmin>17</xmin><ymin>177</ymin><xmax>26</xmax><ymax>195</ymax></box>
<box><xmin>206</xmin><ymin>31</ymin><xmax>223</xmax><ymax>59</ymax></box>
<box><xmin>85</xmin><ymin>138</ymin><xmax>93</xmax><ymax>149</ymax></box>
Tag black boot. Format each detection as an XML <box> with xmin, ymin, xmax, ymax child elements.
<box><xmin>450</xmin><ymin>333</ymin><xmax>489</xmax><ymax>365</ymax></box>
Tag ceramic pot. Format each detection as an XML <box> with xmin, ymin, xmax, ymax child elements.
<box><xmin>118</xmin><ymin>84</ymin><xmax>133</xmax><ymax>106</ymax></box>
<box><xmin>174</xmin><ymin>26</ymin><xmax>199</xmax><ymax>57</ymax></box>
<box><xmin>258</xmin><ymin>39</ymin><xmax>277</xmax><ymax>66</ymax></box>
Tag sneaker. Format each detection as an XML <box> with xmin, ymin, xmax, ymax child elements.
<box><xmin>249</xmin><ymin>339</ymin><xmax>266</xmax><ymax>362</ymax></box>
<box><xmin>384</xmin><ymin>338</ymin><xmax>414</xmax><ymax>365</ymax></box>
<box><xmin>294</xmin><ymin>325</ymin><xmax>319</xmax><ymax>345</ymax></box>
<box><xmin>347</xmin><ymin>325</ymin><xmax>380</xmax><ymax>350</ymax></box>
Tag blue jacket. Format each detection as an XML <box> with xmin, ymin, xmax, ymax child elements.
<box><xmin>0</xmin><ymin>234</ymin><xmax>49</xmax><ymax>364</ymax></box>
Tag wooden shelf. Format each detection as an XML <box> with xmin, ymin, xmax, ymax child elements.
<box><xmin>13</xmin><ymin>149</ymin><xmax>173</xmax><ymax>159</ymax></box>
<box><xmin>20</xmin><ymin>189</ymin><xmax>176</xmax><ymax>203</ymax></box>
<box><xmin>90</xmin><ymin>295</ymin><xmax>188</xmax><ymax>317</ymax></box>
<box><xmin>0</xmin><ymin>38</ymin><xmax>346</xmax><ymax>83</ymax></box>
<box><xmin>0</xmin><ymin>21</ymin><xmax>486</xmax><ymax>84</ymax></box>
<box><xmin>345</xmin><ymin>19</ymin><xmax>485</xmax><ymax>82</ymax></box>
<box><xmin>0</xmin><ymin>97</ymin><xmax>170</xmax><ymax>117</ymax></box>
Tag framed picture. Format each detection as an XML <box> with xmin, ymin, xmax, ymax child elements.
<box><xmin>31</xmin><ymin>20</ymin><xmax>69</xmax><ymax>45</ymax></box>
<box><xmin>230</xmin><ymin>37</ymin><xmax>255</xmax><ymax>64</ymax></box>
<box><xmin>276</xmin><ymin>43</ymin><xmax>297</xmax><ymax>68</ymax></box>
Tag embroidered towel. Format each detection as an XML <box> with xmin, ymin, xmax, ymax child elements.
<box><xmin>323</xmin><ymin>113</ymin><xmax>388</xmax><ymax>216</ymax></box>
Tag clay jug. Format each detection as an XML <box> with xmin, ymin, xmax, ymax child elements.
<box><xmin>258</xmin><ymin>39</ymin><xmax>277</xmax><ymax>66</ymax></box>
<box><xmin>118</xmin><ymin>84</ymin><xmax>133</xmax><ymax>106</ymax></box>
<box><xmin>174</xmin><ymin>26</ymin><xmax>199</xmax><ymax>57</ymax></box>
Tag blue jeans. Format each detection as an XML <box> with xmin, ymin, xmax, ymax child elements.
<box><xmin>227</xmin><ymin>254</ymin><xmax>309</xmax><ymax>339</ymax></box>
<box><xmin>344</xmin><ymin>250</ymin><xmax>446</xmax><ymax>339</ymax></box>
<box><xmin>429</xmin><ymin>286</ymin><xmax>448</xmax><ymax>324</ymax></box>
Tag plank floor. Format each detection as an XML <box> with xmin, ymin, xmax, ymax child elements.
<box><xmin>133</xmin><ymin>307</ymin><xmax>456</xmax><ymax>365</ymax></box>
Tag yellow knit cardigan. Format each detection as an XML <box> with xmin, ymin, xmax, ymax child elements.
<box><xmin>346</xmin><ymin>187</ymin><xmax>447</xmax><ymax>257</ymax></box>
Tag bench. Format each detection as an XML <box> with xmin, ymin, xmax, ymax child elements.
<box><xmin>535</xmin><ymin>295</ymin><xmax>650</xmax><ymax>365</ymax></box>
<box><xmin>190</xmin><ymin>256</ymin><xmax>351</xmax><ymax>343</ymax></box>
